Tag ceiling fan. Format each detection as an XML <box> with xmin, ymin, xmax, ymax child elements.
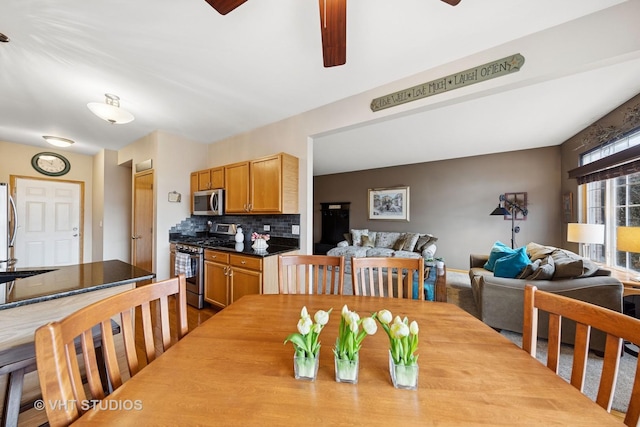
<box><xmin>204</xmin><ymin>0</ymin><xmax>461</xmax><ymax>67</ymax></box>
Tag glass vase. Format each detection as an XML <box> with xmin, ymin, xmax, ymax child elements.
<box><xmin>389</xmin><ymin>351</ymin><xmax>418</xmax><ymax>390</ymax></box>
<box><xmin>293</xmin><ymin>354</ymin><xmax>319</xmax><ymax>381</ymax></box>
<box><xmin>334</xmin><ymin>354</ymin><xmax>359</xmax><ymax>384</ymax></box>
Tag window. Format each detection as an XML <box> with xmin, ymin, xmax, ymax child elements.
<box><xmin>580</xmin><ymin>128</ymin><xmax>640</xmax><ymax>274</ymax></box>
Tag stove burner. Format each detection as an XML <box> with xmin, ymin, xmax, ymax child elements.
<box><xmin>175</xmin><ymin>235</ymin><xmax>235</xmax><ymax>253</ymax></box>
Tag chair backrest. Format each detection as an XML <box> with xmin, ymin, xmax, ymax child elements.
<box><xmin>523</xmin><ymin>284</ymin><xmax>640</xmax><ymax>426</ymax></box>
<box><xmin>278</xmin><ymin>254</ymin><xmax>345</xmax><ymax>294</ymax></box>
<box><xmin>35</xmin><ymin>275</ymin><xmax>188</xmax><ymax>427</ymax></box>
<box><xmin>351</xmin><ymin>256</ymin><xmax>425</xmax><ymax>299</ymax></box>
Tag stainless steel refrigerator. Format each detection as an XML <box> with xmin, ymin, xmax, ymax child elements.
<box><xmin>0</xmin><ymin>182</ymin><xmax>17</xmax><ymax>272</ymax></box>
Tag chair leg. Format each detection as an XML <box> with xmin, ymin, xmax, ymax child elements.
<box><xmin>2</xmin><ymin>367</ymin><xmax>26</xmax><ymax>427</ymax></box>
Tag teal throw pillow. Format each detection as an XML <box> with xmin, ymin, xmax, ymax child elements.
<box><xmin>483</xmin><ymin>241</ymin><xmax>515</xmax><ymax>272</ymax></box>
<box><xmin>493</xmin><ymin>247</ymin><xmax>531</xmax><ymax>278</ymax></box>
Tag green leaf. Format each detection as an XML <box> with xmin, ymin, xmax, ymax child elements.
<box><xmin>284</xmin><ymin>333</ymin><xmax>309</xmax><ymax>353</ymax></box>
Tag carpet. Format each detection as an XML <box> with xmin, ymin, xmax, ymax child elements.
<box><xmin>501</xmin><ymin>330</ymin><xmax>636</xmax><ymax>413</ymax></box>
<box><xmin>443</xmin><ymin>269</ymin><xmax>636</xmax><ymax>413</ymax></box>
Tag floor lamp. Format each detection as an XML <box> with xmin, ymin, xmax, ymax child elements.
<box><xmin>567</xmin><ymin>223</ymin><xmax>604</xmax><ymax>257</ymax></box>
<box><xmin>490</xmin><ymin>194</ymin><xmax>528</xmax><ymax>249</ymax></box>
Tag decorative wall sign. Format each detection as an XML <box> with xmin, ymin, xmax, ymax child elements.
<box><xmin>168</xmin><ymin>191</ymin><xmax>181</xmax><ymax>203</ymax></box>
<box><xmin>368</xmin><ymin>186</ymin><xmax>409</xmax><ymax>221</ymax></box>
<box><xmin>504</xmin><ymin>192</ymin><xmax>527</xmax><ymax>221</ymax></box>
<box><xmin>370</xmin><ymin>54</ymin><xmax>525</xmax><ymax>112</ymax></box>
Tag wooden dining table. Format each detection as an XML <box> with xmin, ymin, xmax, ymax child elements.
<box><xmin>72</xmin><ymin>294</ymin><xmax>622</xmax><ymax>426</ymax></box>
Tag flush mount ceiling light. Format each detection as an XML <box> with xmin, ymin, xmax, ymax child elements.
<box><xmin>43</xmin><ymin>135</ymin><xmax>75</xmax><ymax>147</ymax></box>
<box><xmin>87</xmin><ymin>93</ymin><xmax>134</xmax><ymax>124</ymax></box>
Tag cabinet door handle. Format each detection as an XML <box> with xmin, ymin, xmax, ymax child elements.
<box><xmin>240</xmin><ymin>260</ymin><xmax>246</xmax><ymax>264</ymax></box>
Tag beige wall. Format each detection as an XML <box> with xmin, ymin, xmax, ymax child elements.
<box><xmin>118</xmin><ymin>131</ymin><xmax>209</xmax><ymax>280</ymax></box>
<box><xmin>560</xmin><ymin>92</ymin><xmax>640</xmax><ymax>253</ymax></box>
<box><xmin>0</xmin><ymin>140</ymin><xmax>94</xmax><ymax>264</ymax></box>
<box><xmin>314</xmin><ymin>146</ymin><xmax>562</xmax><ymax>270</ymax></box>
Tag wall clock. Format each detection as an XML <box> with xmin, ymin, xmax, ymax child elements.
<box><xmin>31</xmin><ymin>152</ymin><xmax>71</xmax><ymax>177</ymax></box>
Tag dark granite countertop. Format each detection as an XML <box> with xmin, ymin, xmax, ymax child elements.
<box><xmin>170</xmin><ymin>234</ymin><xmax>299</xmax><ymax>257</ymax></box>
<box><xmin>0</xmin><ymin>260</ymin><xmax>155</xmax><ymax>310</ymax></box>
<box><xmin>202</xmin><ymin>242</ymin><xmax>299</xmax><ymax>257</ymax></box>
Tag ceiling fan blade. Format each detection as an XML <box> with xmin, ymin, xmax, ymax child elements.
<box><xmin>204</xmin><ymin>0</ymin><xmax>248</xmax><ymax>15</ymax></box>
<box><xmin>318</xmin><ymin>0</ymin><xmax>347</xmax><ymax>67</ymax></box>
<box><xmin>440</xmin><ymin>0</ymin><xmax>461</xmax><ymax>5</ymax></box>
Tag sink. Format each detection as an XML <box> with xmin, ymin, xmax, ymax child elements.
<box><xmin>0</xmin><ymin>270</ymin><xmax>55</xmax><ymax>284</ymax></box>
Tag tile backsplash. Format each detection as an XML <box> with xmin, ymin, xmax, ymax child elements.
<box><xmin>169</xmin><ymin>214</ymin><xmax>301</xmax><ymax>241</ymax></box>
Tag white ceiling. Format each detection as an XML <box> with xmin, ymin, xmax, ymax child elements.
<box><xmin>2</xmin><ymin>0</ymin><xmax>639</xmax><ymax>176</ymax></box>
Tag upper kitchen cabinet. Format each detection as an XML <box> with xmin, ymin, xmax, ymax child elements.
<box><xmin>192</xmin><ymin>167</ymin><xmax>225</xmax><ymax>192</ymax></box>
<box><xmin>224</xmin><ymin>153</ymin><xmax>299</xmax><ymax>214</ymax></box>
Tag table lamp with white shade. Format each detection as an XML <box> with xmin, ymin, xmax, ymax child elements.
<box><xmin>567</xmin><ymin>223</ymin><xmax>605</xmax><ymax>257</ymax></box>
<box><xmin>617</xmin><ymin>226</ymin><xmax>640</xmax><ymax>281</ymax></box>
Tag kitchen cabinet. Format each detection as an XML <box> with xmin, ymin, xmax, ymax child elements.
<box><xmin>191</xmin><ymin>167</ymin><xmax>225</xmax><ymax>192</ymax></box>
<box><xmin>224</xmin><ymin>162</ymin><xmax>250</xmax><ymax>214</ymax></box>
<box><xmin>204</xmin><ymin>251</ymin><xmax>263</xmax><ymax>309</ymax></box>
<box><xmin>224</xmin><ymin>153</ymin><xmax>298</xmax><ymax>214</ymax></box>
<box><xmin>169</xmin><ymin>243</ymin><xmax>176</xmax><ymax>278</ymax></box>
<box><xmin>204</xmin><ymin>250</ymin><xmax>230</xmax><ymax>308</ymax></box>
<box><xmin>228</xmin><ymin>254</ymin><xmax>262</xmax><ymax>304</ymax></box>
<box><xmin>204</xmin><ymin>249</ymin><xmax>298</xmax><ymax>308</ymax></box>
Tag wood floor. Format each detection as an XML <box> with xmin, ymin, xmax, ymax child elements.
<box><xmin>17</xmin><ymin>299</ymin><xmax>219</xmax><ymax>427</ymax></box>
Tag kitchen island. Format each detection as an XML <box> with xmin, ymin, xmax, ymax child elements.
<box><xmin>0</xmin><ymin>260</ymin><xmax>154</xmax><ymax>424</ymax></box>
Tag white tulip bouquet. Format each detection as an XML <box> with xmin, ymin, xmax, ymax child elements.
<box><xmin>376</xmin><ymin>309</ymin><xmax>419</xmax><ymax>366</ymax></box>
<box><xmin>333</xmin><ymin>304</ymin><xmax>378</xmax><ymax>362</ymax></box>
<box><xmin>284</xmin><ymin>306</ymin><xmax>332</xmax><ymax>358</ymax></box>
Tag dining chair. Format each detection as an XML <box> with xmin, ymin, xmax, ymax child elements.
<box><xmin>34</xmin><ymin>275</ymin><xmax>188</xmax><ymax>427</ymax></box>
<box><xmin>278</xmin><ymin>254</ymin><xmax>345</xmax><ymax>294</ymax></box>
<box><xmin>351</xmin><ymin>256</ymin><xmax>425</xmax><ymax>299</ymax></box>
<box><xmin>522</xmin><ymin>284</ymin><xmax>640</xmax><ymax>426</ymax></box>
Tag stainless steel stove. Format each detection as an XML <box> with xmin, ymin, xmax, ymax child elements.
<box><xmin>174</xmin><ymin>224</ymin><xmax>237</xmax><ymax>309</ymax></box>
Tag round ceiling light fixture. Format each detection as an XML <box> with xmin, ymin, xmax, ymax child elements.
<box><xmin>43</xmin><ymin>135</ymin><xmax>75</xmax><ymax>147</ymax></box>
<box><xmin>87</xmin><ymin>93</ymin><xmax>135</xmax><ymax>124</ymax></box>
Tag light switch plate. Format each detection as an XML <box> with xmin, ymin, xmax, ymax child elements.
<box><xmin>292</xmin><ymin>225</ymin><xmax>300</xmax><ymax>235</ymax></box>
<box><xmin>263</xmin><ymin>225</ymin><xmax>270</xmax><ymax>231</ymax></box>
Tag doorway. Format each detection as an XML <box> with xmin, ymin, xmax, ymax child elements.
<box><xmin>133</xmin><ymin>170</ymin><xmax>154</xmax><ymax>273</ymax></box>
<box><xmin>10</xmin><ymin>176</ymin><xmax>83</xmax><ymax>268</ymax></box>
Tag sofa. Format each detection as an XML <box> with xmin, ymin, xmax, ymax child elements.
<box><xmin>327</xmin><ymin>229</ymin><xmax>437</xmax><ymax>272</ymax></box>
<box><xmin>469</xmin><ymin>242</ymin><xmax>623</xmax><ymax>353</ymax></box>
<box><xmin>327</xmin><ymin>229</ymin><xmax>437</xmax><ymax>294</ymax></box>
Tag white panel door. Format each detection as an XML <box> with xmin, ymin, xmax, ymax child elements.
<box><xmin>14</xmin><ymin>178</ymin><xmax>81</xmax><ymax>268</ymax></box>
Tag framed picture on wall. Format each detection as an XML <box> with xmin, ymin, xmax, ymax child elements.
<box><xmin>563</xmin><ymin>192</ymin><xmax>573</xmax><ymax>223</ymax></box>
<box><xmin>368</xmin><ymin>186</ymin><xmax>410</xmax><ymax>221</ymax></box>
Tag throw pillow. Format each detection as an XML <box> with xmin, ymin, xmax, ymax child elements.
<box><xmin>350</xmin><ymin>229</ymin><xmax>369</xmax><ymax>247</ymax></box>
<box><xmin>484</xmin><ymin>241</ymin><xmax>516</xmax><ymax>272</ymax></box>
<box><xmin>393</xmin><ymin>234</ymin><xmax>408</xmax><ymax>251</ymax></box>
<box><xmin>493</xmin><ymin>247</ymin><xmax>531</xmax><ymax>278</ymax></box>
<box><xmin>518</xmin><ymin>259</ymin><xmax>541</xmax><ymax>279</ymax></box>
<box><xmin>415</xmin><ymin>234</ymin><xmax>438</xmax><ymax>252</ymax></box>
<box><xmin>361</xmin><ymin>235</ymin><xmax>375</xmax><ymax>248</ymax></box>
<box><xmin>343</xmin><ymin>233</ymin><xmax>353</xmax><ymax>246</ymax></box>
<box><xmin>551</xmin><ymin>249</ymin><xmax>584</xmax><ymax>278</ymax></box>
<box><xmin>375</xmin><ymin>232</ymin><xmax>402</xmax><ymax>248</ymax></box>
<box><xmin>402</xmin><ymin>233</ymin><xmax>420</xmax><ymax>252</ymax></box>
<box><xmin>527</xmin><ymin>255</ymin><xmax>555</xmax><ymax>280</ymax></box>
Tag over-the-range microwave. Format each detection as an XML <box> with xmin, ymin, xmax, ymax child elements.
<box><xmin>193</xmin><ymin>189</ymin><xmax>224</xmax><ymax>216</ymax></box>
